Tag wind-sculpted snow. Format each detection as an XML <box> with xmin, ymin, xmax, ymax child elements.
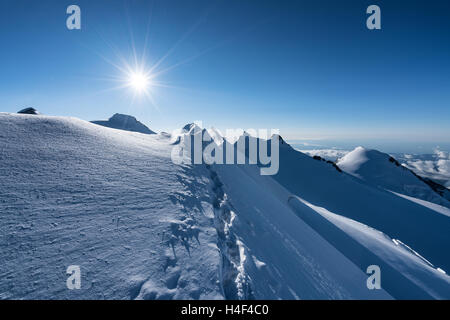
<box><xmin>287</xmin><ymin>196</ymin><xmax>450</xmax><ymax>299</ymax></box>
<box><xmin>208</xmin><ymin>167</ymin><xmax>253</xmax><ymax>299</ymax></box>
<box><xmin>1</xmin><ymin>113</ymin><xmax>449</xmax><ymax>299</ymax></box>
<box><xmin>213</xmin><ymin>164</ymin><xmax>392</xmax><ymax>299</ymax></box>
<box><xmin>0</xmin><ymin>113</ymin><xmax>221</xmax><ymax>299</ymax></box>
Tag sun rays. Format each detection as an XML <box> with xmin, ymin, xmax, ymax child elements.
<box><xmin>87</xmin><ymin>1</ymin><xmax>223</xmax><ymax>111</ymax></box>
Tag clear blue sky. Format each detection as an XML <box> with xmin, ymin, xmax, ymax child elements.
<box><xmin>0</xmin><ymin>0</ymin><xmax>449</xmax><ymax>149</ymax></box>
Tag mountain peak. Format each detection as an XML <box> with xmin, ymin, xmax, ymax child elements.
<box><xmin>109</xmin><ymin>113</ymin><xmax>138</xmax><ymax>123</ymax></box>
<box><xmin>337</xmin><ymin>146</ymin><xmax>450</xmax><ymax>207</ymax></box>
<box><xmin>18</xmin><ymin>107</ymin><xmax>39</xmax><ymax>115</ymax></box>
<box><xmin>91</xmin><ymin>114</ymin><xmax>155</xmax><ymax>134</ymax></box>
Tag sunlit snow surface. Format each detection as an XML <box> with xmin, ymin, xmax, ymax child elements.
<box><xmin>0</xmin><ymin>113</ymin><xmax>222</xmax><ymax>299</ymax></box>
<box><xmin>1</xmin><ymin>113</ymin><xmax>449</xmax><ymax>299</ymax></box>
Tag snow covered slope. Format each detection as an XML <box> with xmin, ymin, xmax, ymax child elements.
<box><xmin>1</xmin><ymin>113</ymin><xmax>449</xmax><ymax>299</ymax></box>
<box><xmin>0</xmin><ymin>113</ymin><xmax>220</xmax><ymax>299</ymax></box>
<box><xmin>337</xmin><ymin>147</ymin><xmax>449</xmax><ymax>207</ymax></box>
<box><xmin>209</xmin><ymin>139</ymin><xmax>450</xmax><ymax>299</ymax></box>
<box><xmin>212</xmin><ymin>167</ymin><xmax>392</xmax><ymax>299</ymax></box>
<box><xmin>270</xmin><ymin>142</ymin><xmax>450</xmax><ymax>275</ymax></box>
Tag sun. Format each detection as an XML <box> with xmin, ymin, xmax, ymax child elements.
<box><xmin>128</xmin><ymin>72</ymin><xmax>151</xmax><ymax>92</ymax></box>
<box><xmin>116</xmin><ymin>66</ymin><xmax>159</xmax><ymax>107</ymax></box>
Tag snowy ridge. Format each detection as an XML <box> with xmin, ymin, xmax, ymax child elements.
<box><xmin>337</xmin><ymin>147</ymin><xmax>450</xmax><ymax>208</ymax></box>
<box><xmin>0</xmin><ymin>113</ymin><xmax>222</xmax><ymax>299</ymax></box>
<box><xmin>272</xmin><ymin>141</ymin><xmax>450</xmax><ymax>274</ymax></box>
<box><xmin>1</xmin><ymin>113</ymin><xmax>450</xmax><ymax>299</ymax></box>
<box><xmin>208</xmin><ymin>167</ymin><xmax>252</xmax><ymax>299</ymax></box>
<box><xmin>213</xmin><ymin>163</ymin><xmax>392</xmax><ymax>299</ymax></box>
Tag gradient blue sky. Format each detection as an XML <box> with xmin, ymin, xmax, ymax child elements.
<box><xmin>0</xmin><ymin>0</ymin><xmax>449</xmax><ymax>151</ymax></box>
